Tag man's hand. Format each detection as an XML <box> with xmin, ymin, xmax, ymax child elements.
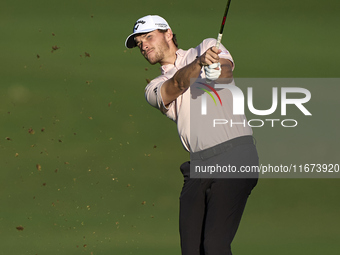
<box><xmin>204</xmin><ymin>63</ymin><xmax>221</xmax><ymax>81</ymax></box>
<box><xmin>198</xmin><ymin>46</ymin><xmax>221</xmax><ymax>66</ymax></box>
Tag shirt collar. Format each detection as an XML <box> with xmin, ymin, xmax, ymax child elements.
<box><xmin>160</xmin><ymin>49</ymin><xmax>186</xmax><ymax>74</ymax></box>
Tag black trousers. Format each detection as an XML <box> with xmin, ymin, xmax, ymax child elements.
<box><xmin>179</xmin><ymin>137</ymin><xmax>259</xmax><ymax>255</ymax></box>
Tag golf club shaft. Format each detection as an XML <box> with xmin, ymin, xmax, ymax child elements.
<box><xmin>215</xmin><ymin>0</ymin><xmax>232</xmax><ymax>49</ymax></box>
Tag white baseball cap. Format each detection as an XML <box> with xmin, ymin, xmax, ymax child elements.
<box><xmin>125</xmin><ymin>15</ymin><xmax>171</xmax><ymax>49</ymax></box>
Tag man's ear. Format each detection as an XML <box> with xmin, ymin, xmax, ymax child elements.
<box><xmin>165</xmin><ymin>29</ymin><xmax>173</xmax><ymax>43</ymax></box>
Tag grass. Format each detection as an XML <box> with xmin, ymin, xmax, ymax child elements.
<box><xmin>1</xmin><ymin>0</ymin><xmax>339</xmax><ymax>254</ymax></box>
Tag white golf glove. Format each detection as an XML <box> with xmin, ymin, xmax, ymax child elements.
<box><xmin>204</xmin><ymin>62</ymin><xmax>221</xmax><ymax>81</ymax></box>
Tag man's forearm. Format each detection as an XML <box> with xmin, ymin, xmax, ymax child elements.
<box><xmin>161</xmin><ymin>58</ymin><xmax>202</xmax><ymax>106</ymax></box>
<box><xmin>173</xmin><ymin>57</ymin><xmax>202</xmax><ymax>90</ymax></box>
<box><xmin>219</xmin><ymin>59</ymin><xmax>233</xmax><ymax>79</ymax></box>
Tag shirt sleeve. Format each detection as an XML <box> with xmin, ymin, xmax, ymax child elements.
<box><xmin>144</xmin><ymin>76</ymin><xmax>177</xmax><ymax>121</ymax></box>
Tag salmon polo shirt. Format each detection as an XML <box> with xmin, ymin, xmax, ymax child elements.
<box><xmin>145</xmin><ymin>38</ymin><xmax>252</xmax><ymax>152</ymax></box>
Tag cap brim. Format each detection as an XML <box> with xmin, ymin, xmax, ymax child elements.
<box><xmin>125</xmin><ymin>33</ymin><xmax>137</xmax><ymax>49</ymax></box>
<box><xmin>124</xmin><ymin>28</ymin><xmax>158</xmax><ymax>49</ymax></box>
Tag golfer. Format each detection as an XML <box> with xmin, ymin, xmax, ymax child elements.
<box><xmin>125</xmin><ymin>15</ymin><xmax>259</xmax><ymax>255</ymax></box>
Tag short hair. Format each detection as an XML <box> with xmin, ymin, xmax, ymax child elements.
<box><xmin>158</xmin><ymin>29</ymin><xmax>178</xmax><ymax>48</ymax></box>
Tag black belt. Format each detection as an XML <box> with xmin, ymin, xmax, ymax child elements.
<box><xmin>190</xmin><ymin>135</ymin><xmax>254</xmax><ymax>160</ymax></box>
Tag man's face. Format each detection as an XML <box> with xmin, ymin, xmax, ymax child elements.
<box><xmin>134</xmin><ymin>30</ymin><xmax>170</xmax><ymax>65</ymax></box>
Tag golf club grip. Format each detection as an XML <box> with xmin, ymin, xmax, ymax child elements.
<box><xmin>216</xmin><ymin>33</ymin><xmax>223</xmax><ymax>49</ymax></box>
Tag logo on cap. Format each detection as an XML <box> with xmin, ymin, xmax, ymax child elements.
<box><xmin>155</xmin><ymin>23</ymin><xmax>167</xmax><ymax>28</ymax></box>
<box><xmin>134</xmin><ymin>20</ymin><xmax>146</xmax><ymax>31</ymax></box>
